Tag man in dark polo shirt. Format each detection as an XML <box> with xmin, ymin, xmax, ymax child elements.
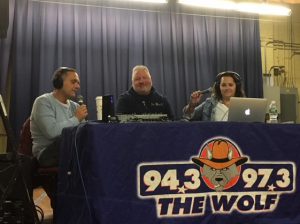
<box><xmin>116</xmin><ymin>65</ymin><xmax>174</xmax><ymax>120</ymax></box>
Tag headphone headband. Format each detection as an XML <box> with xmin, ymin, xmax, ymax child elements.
<box><xmin>215</xmin><ymin>71</ymin><xmax>241</xmax><ymax>84</ymax></box>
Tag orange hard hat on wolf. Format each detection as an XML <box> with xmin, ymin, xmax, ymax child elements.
<box><xmin>192</xmin><ymin>139</ymin><xmax>248</xmax><ymax>170</ymax></box>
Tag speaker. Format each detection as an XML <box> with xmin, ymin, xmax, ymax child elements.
<box><xmin>0</xmin><ymin>0</ymin><xmax>9</xmax><ymax>39</ymax></box>
<box><xmin>102</xmin><ymin>95</ymin><xmax>115</xmax><ymax>122</ymax></box>
<box><xmin>96</xmin><ymin>95</ymin><xmax>115</xmax><ymax>122</ymax></box>
<box><xmin>280</xmin><ymin>88</ymin><xmax>298</xmax><ymax>123</ymax></box>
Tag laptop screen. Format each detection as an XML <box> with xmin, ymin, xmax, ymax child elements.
<box><xmin>228</xmin><ymin>97</ymin><xmax>268</xmax><ymax>123</ymax></box>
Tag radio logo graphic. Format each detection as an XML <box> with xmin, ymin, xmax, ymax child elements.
<box><xmin>137</xmin><ymin>136</ymin><xmax>296</xmax><ymax>218</ymax></box>
<box><xmin>192</xmin><ymin>138</ymin><xmax>248</xmax><ymax>192</ymax></box>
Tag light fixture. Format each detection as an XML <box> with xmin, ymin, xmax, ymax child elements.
<box><xmin>178</xmin><ymin>0</ymin><xmax>235</xmax><ymax>10</ymax></box>
<box><xmin>237</xmin><ymin>2</ymin><xmax>291</xmax><ymax>16</ymax></box>
<box><xmin>133</xmin><ymin>0</ymin><xmax>167</xmax><ymax>2</ymax></box>
<box><xmin>115</xmin><ymin>0</ymin><xmax>168</xmax><ymax>3</ymax></box>
<box><xmin>178</xmin><ymin>0</ymin><xmax>291</xmax><ymax>16</ymax></box>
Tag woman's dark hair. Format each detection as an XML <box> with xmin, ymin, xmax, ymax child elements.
<box><xmin>212</xmin><ymin>71</ymin><xmax>246</xmax><ymax>101</ymax></box>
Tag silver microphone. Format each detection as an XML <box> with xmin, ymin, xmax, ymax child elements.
<box><xmin>198</xmin><ymin>87</ymin><xmax>212</xmax><ymax>94</ymax></box>
<box><xmin>77</xmin><ymin>95</ymin><xmax>84</xmax><ymax>105</ymax></box>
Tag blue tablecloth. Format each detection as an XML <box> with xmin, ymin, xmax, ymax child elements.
<box><xmin>57</xmin><ymin>121</ymin><xmax>300</xmax><ymax>224</ymax></box>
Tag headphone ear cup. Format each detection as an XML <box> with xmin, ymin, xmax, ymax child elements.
<box><xmin>52</xmin><ymin>71</ymin><xmax>64</xmax><ymax>89</ymax></box>
<box><xmin>234</xmin><ymin>74</ymin><xmax>241</xmax><ymax>87</ymax></box>
<box><xmin>215</xmin><ymin>74</ymin><xmax>222</xmax><ymax>87</ymax></box>
<box><xmin>57</xmin><ymin>76</ymin><xmax>63</xmax><ymax>89</ymax></box>
<box><xmin>215</xmin><ymin>72</ymin><xmax>225</xmax><ymax>85</ymax></box>
<box><xmin>214</xmin><ymin>81</ymin><xmax>219</xmax><ymax>87</ymax></box>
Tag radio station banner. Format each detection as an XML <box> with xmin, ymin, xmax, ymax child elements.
<box><xmin>138</xmin><ymin>137</ymin><xmax>295</xmax><ymax>218</ymax></box>
<box><xmin>58</xmin><ymin>122</ymin><xmax>300</xmax><ymax>224</ymax></box>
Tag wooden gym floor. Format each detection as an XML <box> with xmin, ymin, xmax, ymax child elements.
<box><xmin>33</xmin><ymin>187</ymin><xmax>53</xmax><ymax>224</ymax></box>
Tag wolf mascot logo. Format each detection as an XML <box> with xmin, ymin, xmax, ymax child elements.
<box><xmin>192</xmin><ymin>138</ymin><xmax>248</xmax><ymax>192</ymax></box>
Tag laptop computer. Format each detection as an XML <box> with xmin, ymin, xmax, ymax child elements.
<box><xmin>228</xmin><ymin>97</ymin><xmax>268</xmax><ymax>122</ymax></box>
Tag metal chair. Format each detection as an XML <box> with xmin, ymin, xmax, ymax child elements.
<box><xmin>18</xmin><ymin>117</ymin><xmax>58</xmax><ymax>211</ymax></box>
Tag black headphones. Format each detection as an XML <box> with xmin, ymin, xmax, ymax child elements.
<box><xmin>215</xmin><ymin>71</ymin><xmax>241</xmax><ymax>87</ymax></box>
<box><xmin>52</xmin><ymin>67</ymin><xmax>76</xmax><ymax>89</ymax></box>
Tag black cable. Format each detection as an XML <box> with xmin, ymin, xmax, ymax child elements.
<box><xmin>74</xmin><ymin>122</ymin><xmax>93</xmax><ymax>222</ymax></box>
<box><xmin>0</xmin><ymin>164</ymin><xmax>15</xmax><ymax>173</ymax></box>
<box><xmin>35</xmin><ymin>205</ymin><xmax>44</xmax><ymax>224</ymax></box>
